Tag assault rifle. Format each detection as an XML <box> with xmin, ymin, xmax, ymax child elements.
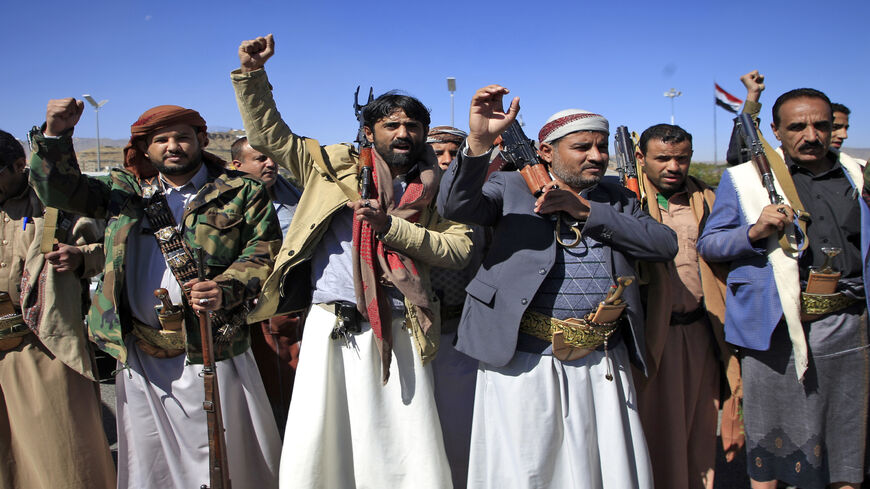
<box><xmin>354</xmin><ymin>86</ymin><xmax>375</xmax><ymax>199</ymax></box>
<box><xmin>195</xmin><ymin>247</ymin><xmax>231</xmax><ymax>489</ymax></box>
<box><xmin>499</xmin><ymin>119</ymin><xmax>581</xmax><ymax>248</ymax></box>
<box><xmin>734</xmin><ymin>113</ymin><xmax>781</xmax><ymax>206</ymax></box>
<box><xmin>613</xmin><ymin>126</ymin><xmax>643</xmax><ymax>201</ymax></box>
<box><xmin>734</xmin><ymin>112</ymin><xmax>809</xmax><ymax>253</ymax></box>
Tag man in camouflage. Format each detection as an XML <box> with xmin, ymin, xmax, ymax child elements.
<box><xmin>29</xmin><ymin>99</ymin><xmax>283</xmax><ymax>489</ymax></box>
<box><xmin>0</xmin><ymin>129</ymin><xmax>114</xmax><ymax>489</ymax></box>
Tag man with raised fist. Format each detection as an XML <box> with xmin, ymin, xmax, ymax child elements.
<box><xmin>232</xmin><ymin>34</ymin><xmax>473</xmax><ymax>488</ymax></box>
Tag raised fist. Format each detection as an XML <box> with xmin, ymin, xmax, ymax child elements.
<box><xmin>239</xmin><ymin>34</ymin><xmax>275</xmax><ymax>73</ymax></box>
<box><xmin>45</xmin><ymin>98</ymin><xmax>84</xmax><ymax>137</ymax></box>
<box><xmin>740</xmin><ymin>70</ymin><xmax>765</xmax><ymax>102</ymax></box>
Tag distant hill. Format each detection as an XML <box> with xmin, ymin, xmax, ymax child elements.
<box><xmin>844</xmin><ymin>147</ymin><xmax>870</xmax><ymax>160</ymax></box>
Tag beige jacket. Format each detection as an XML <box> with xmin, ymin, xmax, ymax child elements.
<box><xmin>1</xmin><ymin>181</ymin><xmax>104</xmax><ymax>380</ymax></box>
<box><xmin>232</xmin><ymin>69</ymin><xmax>473</xmax><ymax>362</ymax></box>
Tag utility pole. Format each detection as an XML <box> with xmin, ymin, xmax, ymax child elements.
<box><xmin>82</xmin><ymin>94</ymin><xmax>108</xmax><ymax>171</ymax></box>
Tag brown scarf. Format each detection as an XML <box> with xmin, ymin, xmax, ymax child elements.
<box><xmin>352</xmin><ymin>149</ymin><xmax>439</xmax><ymax>383</ymax></box>
<box><xmin>638</xmin><ymin>172</ymin><xmax>745</xmax><ymax>460</ymax></box>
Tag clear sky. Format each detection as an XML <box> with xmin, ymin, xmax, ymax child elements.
<box><xmin>2</xmin><ymin>0</ymin><xmax>868</xmax><ymax>162</ymax></box>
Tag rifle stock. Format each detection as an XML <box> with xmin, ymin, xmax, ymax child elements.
<box><xmin>613</xmin><ymin>126</ymin><xmax>642</xmax><ymax>201</ymax></box>
<box><xmin>354</xmin><ymin>86</ymin><xmax>375</xmax><ymax>199</ymax></box>
<box><xmin>499</xmin><ymin>120</ymin><xmax>581</xmax><ymax>248</ymax></box>
<box><xmin>195</xmin><ymin>247</ymin><xmax>231</xmax><ymax>489</ymax></box>
<box><xmin>735</xmin><ymin>113</ymin><xmax>782</xmax><ymax>206</ymax></box>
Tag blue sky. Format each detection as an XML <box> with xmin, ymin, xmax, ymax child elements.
<box><xmin>2</xmin><ymin>0</ymin><xmax>867</xmax><ymax>162</ymax></box>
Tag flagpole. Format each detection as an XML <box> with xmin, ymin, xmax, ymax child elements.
<box><xmin>713</xmin><ymin>82</ymin><xmax>718</xmax><ymax>165</ymax></box>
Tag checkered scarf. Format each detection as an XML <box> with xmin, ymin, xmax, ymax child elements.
<box><xmin>352</xmin><ymin>148</ymin><xmax>438</xmax><ymax>383</ymax></box>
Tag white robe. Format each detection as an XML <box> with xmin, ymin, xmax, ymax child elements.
<box><xmin>467</xmin><ymin>343</ymin><xmax>653</xmax><ymax>489</ymax></box>
<box><xmin>279</xmin><ymin>303</ymin><xmax>452</xmax><ymax>489</ymax></box>
<box><xmin>116</xmin><ymin>338</ymin><xmax>281</xmax><ymax>489</ymax></box>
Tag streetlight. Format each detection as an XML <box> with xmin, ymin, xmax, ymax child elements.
<box><xmin>446</xmin><ymin>77</ymin><xmax>456</xmax><ymax>127</ymax></box>
<box><xmin>82</xmin><ymin>94</ymin><xmax>108</xmax><ymax>171</ymax></box>
<box><xmin>663</xmin><ymin>88</ymin><xmax>682</xmax><ymax>125</ymax></box>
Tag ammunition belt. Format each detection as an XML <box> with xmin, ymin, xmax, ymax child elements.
<box><xmin>519</xmin><ymin>309</ymin><xmax>619</xmax><ymax>351</ymax></box>
<box><xmin>801</xmin><ymin>292</ymin><xmax>860</xmax><ymax>317</ymax></box>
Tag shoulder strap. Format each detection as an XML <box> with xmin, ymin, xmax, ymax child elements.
<box><xmin>758</xmin><ymin>134</ymin><xmax>810</xmax><ymax>253</ymax></box>
<box><xmin>304</xmin><ymin>138</ymin><xmax>360</xmax><ymax>202</ymax></box>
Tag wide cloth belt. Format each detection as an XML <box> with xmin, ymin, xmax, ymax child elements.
<box><xmin>670</xmin><ymin>306</ymin><xmax>706</xmax><ymax>326</ymax></box>
<box><xmin>519</xmin><ymin>309</ymin><xmax>619</xmax><ymax>351</ymax></box>
<box><xmin>801</xmin><ymin>291</ymin><xmax>861</xmax><ymax>317</ymax></box>
<box><xmin>131</xmin><ymin>319</ymin><xmax>186</xmax><ymax>358</ymax></box>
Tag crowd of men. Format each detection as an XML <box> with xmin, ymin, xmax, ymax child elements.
<box><xmin>0</xmin><ymin>32</ymin><xmax>867</xmax><ymax>489</ymax></box>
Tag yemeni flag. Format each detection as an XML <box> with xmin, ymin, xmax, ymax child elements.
<box><xmin>715</xmin><ymin>84</ymin><xmax>743</xmax><ymax>113</ymax></box>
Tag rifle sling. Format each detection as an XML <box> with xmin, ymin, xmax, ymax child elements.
<box><xmin>40</xmin><ymin>207</ymin><xmax>59</xmax><ymax>253</ymax></box>
<box><xmin>304</xmin><ymin>138</ymin><xmax>361</xmax><ymax>202</ymax></box>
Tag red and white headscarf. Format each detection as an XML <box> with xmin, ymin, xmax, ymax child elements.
<box><xmin>538</xmin><ymin>109</ymin><xmax>609</xmax><ymax>144</ymax></box>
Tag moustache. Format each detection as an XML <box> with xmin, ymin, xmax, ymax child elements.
<box><xmin>798</xmin><ymin>141</ymin><xmax>824</xmax><ymax>152</ymax></box>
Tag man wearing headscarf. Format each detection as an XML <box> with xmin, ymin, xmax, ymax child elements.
<box><xmin>438</xmin><ymin>85</ymin><xmax>678</xmax><ymax>489</ymax></box>
<box><xmin>29</xmin><ymin>98</ymin><xmax>283</xmax><ymax>488</ymax></box>
<box><xmin>0</xmin><ymin>129</ymin><xmax>114</xmax><ymax>489</ymax></box>
<box><xmin>233</xmin><ymin>35</ymin><xmax>473</xmax><ymax>488</ymax></box>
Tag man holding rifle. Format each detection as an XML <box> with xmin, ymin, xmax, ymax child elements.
<box><xmin>232</xmin><ymin>35</ymin><xmax>472</xmax><ymax>488</ymax></box>
<box><xmin>631</xmin><ymin>124</ymin><xmax>739</xmax><ymax>489</ymax></box>
<box><xmin>698</xmin><ymin>88</ymin><xmax>869</xmax><ymax>489</ymax></box>
<box><xmin>438</xmin><ymin>85</ymin><xmax>678</xmax><ymax>488</ymax></box>
<box><xmin>28</xmin><ymin>99</ymin><xmax>282</xmax><ymax>488</ymax></box>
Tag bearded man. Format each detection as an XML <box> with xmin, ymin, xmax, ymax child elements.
<box><xmin>28</xmin><ymin>100</ymin><xmax>283</xmax><ymax>488</ymax></box>
<box><xmin>699</xmin><ymin>88</ymin><xmax>869</xmax><ymax>489</ymax></box>
<box><xmin>438</xmin><ymin>84</ymin><xmax>678</xmax><ymax>489</ymax></box>
<box><xmin>0</xmin><ymin>129</ymin><xmax>114</xmax><ymax>489</ymax></box>
<box><xmin>232</xmin><ymin>35</ymin><xmax>473</xmax><ymax>488</ymax></box>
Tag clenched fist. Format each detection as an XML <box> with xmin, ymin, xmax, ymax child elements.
<box><xmin>45</xmin><ymin>98</ymin><xmax>84</xmax><ymax>137</ymax></box>
<box><xmin>740</xmin><ymin>70</ymin><xmax>765</xmax><ymax>103</ymax></box>
<box><xmin>239</xmin><ymin>34</ymin><xmax>275</xmax><ymax>73</ymax></box>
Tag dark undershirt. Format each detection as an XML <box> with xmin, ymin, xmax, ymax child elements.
<box><xmin>786</xmin><ymin>154</ymin><xmax>861</xmax><ymax>281</ymax></box>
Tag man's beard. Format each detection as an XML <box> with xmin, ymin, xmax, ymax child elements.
<box><xmin>375</xmin><ymin>138</ymin><xmax>424</xmax><ymax>168</ymax></box>
<box><xmin>551</xmin><ymin>161</ymin><xmax>602</xmax><ymax>190</ymax></box>
<box><xmin>150</xmin><ymin>150</ymin><xmax>202</xmax><ymax>176</ymax></box>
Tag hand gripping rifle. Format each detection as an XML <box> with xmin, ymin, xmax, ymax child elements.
<box><xmin>613</xmin><ymin>126</ymin><xmax>644</xmax><ymax>201</ymax></box>
<box><xmin>499</xmin><ymin>120</ymin><xmax>581</xmax><ymax>248</ymax></box>
<box><xmin>195</xmin><ymin>248</ymin><xmax>231</xmax><ymax>489</ymax></box>
<box><xmin>354</xmin><ymin>86</ymin><xmax>375</xmax><ymax>199</ymax></box>
<box><xmin>734</xmin><ymin>112</ymin><xmax>809</xmax><ymax>253</ymax></box>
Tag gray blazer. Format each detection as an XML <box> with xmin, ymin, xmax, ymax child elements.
<box><xmin>437</xmin><ymin>151</ymin><xmax>678</xmax><ymax>374</ymax></box>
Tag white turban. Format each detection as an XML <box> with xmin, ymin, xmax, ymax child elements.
<box><xmin>538</xmin><ymin>109</ymin><xmax>609</xmax><ymax>144</ymax></box>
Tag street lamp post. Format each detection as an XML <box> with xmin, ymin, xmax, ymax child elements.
<box><xmin>82</xmin><ymin>94</ymin><xmax>108</xmax><ymax>172</ymax></box>
<box><xmin>446</xmin><ymin>77</ymin><xmax>456</xmax><ymax>127</ymax></box>
<box><xmin>663</xmin><ymin>88</ymin><xmax>682</xmax><ymax>125</ymax></box>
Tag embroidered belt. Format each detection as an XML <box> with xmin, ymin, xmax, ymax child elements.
<box><xmin>131</xmin><ymin>319</ymin><xmax>186</xmax><ymax>358</ymax></box>
<box><xmin>801</xmin><ymin>292</ymin><xmax>860</xmax><ymax>317</ymax></box>
<box><xmin>519</xmin><ymin>309</ymin><xmax>619</xmax><ymax>351</ymax></box>
<box><xmin>0</xmin><ymin>316</ymin><xmax>29</xmax><ymax>351</ymax></box>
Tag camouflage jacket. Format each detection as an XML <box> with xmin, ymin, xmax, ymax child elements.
<box><xmin>28</xmin><ymin>129</ymin><xmax>282</xmax><ymax>364</ymax></box>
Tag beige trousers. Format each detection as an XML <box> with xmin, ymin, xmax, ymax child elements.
<box><xmin>0</xmin><ymin>335</ymin><xmax>115</xmax><ymax>489</ymax></box>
